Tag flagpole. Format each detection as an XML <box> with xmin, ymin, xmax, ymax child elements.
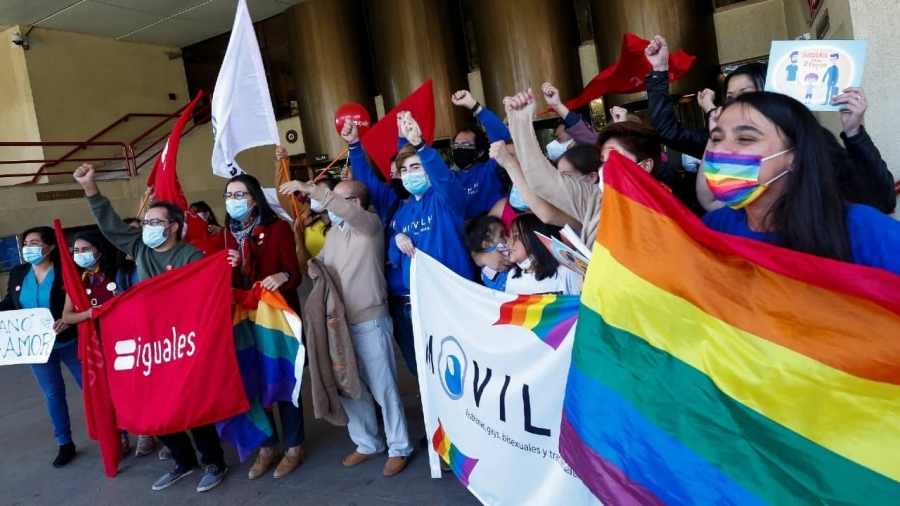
<box><xmin>312</xmin><ymin>148</ymin><xmax>349</xmax><ymax>183</ymax></box>
<box><xmin>136</xmin><ymin>189</ymin><xmax>152</xmax><ymax>218</ymax></box>
<box><xmin>278</xmin><ymin>145</ymin><xmax>304</xmax><ymax>224</ymax></box>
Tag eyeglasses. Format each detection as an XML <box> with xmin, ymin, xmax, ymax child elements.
<box><xmin>223</xmin><ymin>191</ymin><xmax>250</xmax><ymax>200</ymax></box>
<box><xmin>140</xmin><ymin>219</ymin><xmax>172</xmax><ymax>227</ymax></box>
<box><xmin>451</xmin><ymin>142</ymin><xmax>476</xmax><ymax>150</ymax></box>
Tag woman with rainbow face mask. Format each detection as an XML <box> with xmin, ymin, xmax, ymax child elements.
<box><xmin>701</xmin><ymin>91</ymin><xmax>900</xmax><ymax>276</ymax></box>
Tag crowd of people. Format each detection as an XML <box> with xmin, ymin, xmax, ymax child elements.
<box><xmin>3</xmin><ymin>34</ymin><xmax>899</xmax><ymax>496</ymax></box>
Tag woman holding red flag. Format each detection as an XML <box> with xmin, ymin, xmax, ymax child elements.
<box><xmin>223</xmin><ymin>170</ymin><xmax>307</xmax><ymax>480</ymax></box>
<box><xmin>0</xmin><ymin>226</ymin><xmax>80</xmax><ymax>468</ymax></box>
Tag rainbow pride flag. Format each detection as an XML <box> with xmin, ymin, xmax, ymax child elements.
<box><xmin>432</xmin><ymin>419</ymin><xmax>479</xmax><ymax>487</ymax></box>
<box><xmin>216</xmin><ymin>286</ymin><xmax>305</xmax><ymax>461</ymax></box>
<box><xmin>494</xmin><ymin>294</ymin><xmax>579</xmax><ymax>350</ymax></box>
<box><xmin>560</xmin><ymin>151</ymin><xmax>900</xmax><ymax>505</ymax></box>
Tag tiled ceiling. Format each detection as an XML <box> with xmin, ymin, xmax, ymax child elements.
<box><xmin>0</xmin><ymin>0</ymin><xmax>304</xmax><ymax>48</ymax></box>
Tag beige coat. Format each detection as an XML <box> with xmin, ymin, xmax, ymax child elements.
<box><xmin>304</xmin><ymin>257</ymin><xmax>362</xmax><ymax>426</ymax></box>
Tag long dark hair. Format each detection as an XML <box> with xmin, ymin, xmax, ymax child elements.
<box><xmin>189</xmin><ymin>201</ymin><xmax>220</xmax><ymax>226</ymax></box>
<box><xmin>722</xmin><ymin>92</ymin><xmax>852</xmax><ymax>262</ymax></box>
<box><xmin>21</xmin><ymin>226</ymin><xmax>61</xmax><ymax>269</ymax></box>
<box><xmin>510</xmin><ymin>214</ymin><xmax>560</xmax><ymax>281</ymax></box>
<box><xmin>224</xmin><ymin>173</ymin><xmax>279</xmax><ymax>227</ymax></box>
<box><xmin>74</xmin><ymin>229</ymin><xmax>120</xmax><ymax>279</ymax></box>
<box><xmin>724</xmin><ymin>62</ymin><xmax>767</xmax><ymax>97</ymax></box>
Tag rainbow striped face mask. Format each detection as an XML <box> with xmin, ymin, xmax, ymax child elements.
<box><xmin>704</xmin><ymin>149</ymin><xmax>792</xmax><ymax>209</ymax></box>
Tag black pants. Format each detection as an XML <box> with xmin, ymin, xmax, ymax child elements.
<box><xmin>157</xmin><ymin>424</ymin><xmax>224</xmax><ymax>468</ymax></box>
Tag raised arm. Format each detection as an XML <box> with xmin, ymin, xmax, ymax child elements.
<box><xmin>452</xmin><ymin>90</ymin><xmax>511</xmax><ymax>143</ymax></box>
<box><xmin>489</xmin><ymin>141</ymin><xmax>581</xmax><ymax>230</ymax></box>
<box><xmin>398</xmin><ymin>111</ymin><xmax>467</xmax><ymax>217</ymax></box>
<box><xmin>833</xmin><ymin>87</ymin><xmax>897</xmax><ymax>213</ymax></box>
<box><xmin>644</xmin><ymin>35</ymin><xmax>709</xmax><ymax>159</ymax></box>
<box><xmin>341</xmin><ymin>120</ymin><xmax>398</xmax><ymax>218</ymax></box>
<box><xmin>74</xmin><ymin>164</ymin><xmax>143</xmax><ymax>258</ymax></box>
<box><xmin>505</xmin><ymin>90</ymin><xmax>601</xmax><ymax>224</ymax></box>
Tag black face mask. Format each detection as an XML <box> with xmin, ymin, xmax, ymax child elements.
<box><xmin>452</xmin><ymin>148</ymin><xmax>479</xmax><ymax>170</ymax></box>
<box><xmin>390</xmin><ymin>178</ymin><xmax>411</xmax><ymax>200</ymax></box>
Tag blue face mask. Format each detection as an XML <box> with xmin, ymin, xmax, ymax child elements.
<box><xmin>74</xmin><ymin>252</ymin><xmax>98</xmax><ymax>269</ymax></box>
<box><xmin>226</xmin><ymin>198</ymin><xmax>252</xmax><ymax>221</ymax></box>
<box><xmin>22</xmin><ymin>246</ymin><xmax>46</xmax><ymax>265</ymax></box>
<box><xmin>402</xmin><ymin>172</ymin><xmax>431</xmax><ymax>196</ymax></box>
<box><xmin>142</xmin><ymin>225</ymin><xmax>169</xmax><ymax>249</ymax></box>
<box><xmin>509</xmin><ymin>186</ymin><xmax>529</xmax><ymax>211</ymax></box>
<box><xmin>327</xmin><ymin>210</ymin><xmax>344</xmax><ymax>226</ymax></box>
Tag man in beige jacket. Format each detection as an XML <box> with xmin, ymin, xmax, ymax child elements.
<box><xmin>279</xmin><ymin>179</ymin><xmax>412</xmax><ymax>478</ymax></box>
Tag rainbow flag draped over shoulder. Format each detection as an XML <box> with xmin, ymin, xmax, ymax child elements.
<box><xmin>560</xmin><ymin>151</ymin><xmax>900</xmax><ymax>505</ymax></box>
<box><xmin>216</xmin><ymin>286</ymin><xmax>305</xmax><ymax>461</ymax></box>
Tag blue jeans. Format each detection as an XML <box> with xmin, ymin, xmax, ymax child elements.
<box><xmin>388</xmin><ymin>299</ymin><xmax>417</xmax><ymax>378</ymax></box>
<box><xmin>31</xmin><ymin>342</ymin><xmax>82</xmax><ymax>445</ymax></box>
<box><xmin>262</xmin><ymin>400</ymin><xmax>306</xmax><ymax>448</ymax></box>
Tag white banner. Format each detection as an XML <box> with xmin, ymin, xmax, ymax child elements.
<box><xmin>0</xmin><ymin>308</ymin><xmax>57</xmax><ymax>366</ymax></box>
<box><xmin>210</xmin><ymin>0</ymin><xmax>280</xmax><ymax>178</ymax></box>
<box><xmin>411</xmin><ymin>253</ymin><xmax>601</xmax><ymax>506</ymax></box>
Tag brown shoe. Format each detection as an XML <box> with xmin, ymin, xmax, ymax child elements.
<box><xmin>248</xmin><ymin>450</ymin><xmax>279</xmax><ymax>480</ymax></box>
<box><xmin>342</xmin><ymin>450</ymin><xmax>377</xmax><ymax>468</ymax></box>
<box><xmin>383</xmin><ymin>456</ymin><xmax>409</xmax><ymax>477</ymax></box>
<box><xmin>273</xmin><ymin>447</ymin><xmax>306</xmax><ymax>479</ymax></box>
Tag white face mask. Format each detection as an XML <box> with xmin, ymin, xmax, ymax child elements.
<box><xmin>598</xmin><ymin>167</ymin><xmax>604</xmax><ymax>191</ymax></box>
<box><xmin>517</xmin><ymin>256</ymin><xmax>534</xmax><ymax>271</ymax></box>
<box><xmin>546</xmin><ymin>139</ymin><xmax>573</xmax><ymax>162</ymax></box>
<box><xmin>310</xmin><ymin>199</ymin><xmax>325</xmax><ymax>214</ymax></box>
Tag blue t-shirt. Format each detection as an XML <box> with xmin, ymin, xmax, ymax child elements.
<box><xmin>456</xmin><ymin>160</ymin><xmax>507</xmax><ymax>218</ymax></box>
<box><xmin>702</xmin><ymin>204</ymin><xmax>900</xmax><ymax>276</ymax></box>
<box><xmin>19</xmin><ymin>267</ymin><xmax>54</xmax><ymax>310</ymax></box>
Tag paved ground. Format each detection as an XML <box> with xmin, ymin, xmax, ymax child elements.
<box><xmin>0</xmin><ymin>355</ymin><xmax>481</xmax><ymax>506</ymax></box>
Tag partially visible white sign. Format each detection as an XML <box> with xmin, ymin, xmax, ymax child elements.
<box><xmin>0</xmin><ymin>308</ymin><xmax>57</xmax><ymax>365</ymax></box>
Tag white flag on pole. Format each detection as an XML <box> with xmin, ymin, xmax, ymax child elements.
<box><xmin>211</xmin><ymin>0</ymin><xmax>280</xmax><ymax>178</ymax></box>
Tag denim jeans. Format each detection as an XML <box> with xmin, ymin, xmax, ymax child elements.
<box><xmin>261</xmin><ymin>400</ymin><xmax>306</xmax><ymax>448</ymax></box>
<box><xmin>30</xmin><ymin>342</ymin><xmax>83</xmax><ymax>445</ymax></box>
<box><xmin>388</xmin><ymin>300</ymin><xmax>417</xmax><ymax>378</ymax></box>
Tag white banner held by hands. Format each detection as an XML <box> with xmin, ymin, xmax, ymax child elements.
<box><xmin>211</xmin><ymin>0</ymin><xmax>280</xmax><ymax>178</ymax></box>
<box><xmin>411</xmin><ymin>253</ymin><xmax>601</xmax><ymax>506</ymax></box>
<box><xmin>0</xmin><ymin>308</ymin><xmax>57</xmax><ymax>366</ymax></box>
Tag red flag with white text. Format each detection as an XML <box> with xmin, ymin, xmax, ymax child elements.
<box><xmin>53</xmin><ymin>220</ymin><xmax>122</xmax><ymax>477</ymax></box>
<box><xmin>95</xmin><ymin>252</ymin><xmax>249</xmax><ymax>434</ymax></box>
<box><xmin>564</xmin><ymin>33</ymin><xmax>695</xmax><ymax>112</ymax></box>
<box><xmin>360</xmin><ymin>80</ymin><xmax>436</xmax><ymax>180</ymax></box>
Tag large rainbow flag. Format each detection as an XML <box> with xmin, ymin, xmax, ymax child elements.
<box><xmin>560</xmin><ymin>151</ymin><xmax>900</xmax><ymax>505</ymax></box>
<box><xmin>216</xmin><ymin>286</ymin><xmax>305</xmax><ymax>461</ymax></box>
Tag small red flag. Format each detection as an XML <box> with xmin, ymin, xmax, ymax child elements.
<box><xmin>564</xmin><ymin>33</ymin><xmax>695</xmax><ymax>112</ymax></box>
<box><xmin>53</xmin><ymin>220</ymin><xmax>122</xmax><ymax>478</ymax></box>
<box><xmin>360</xmin><ymin>80</ymin><xmax>436</xmax><ymax>180</ymax></box>
<box><xmin>95</xmin><ymin>252</ymin><xmax>249</xmax><ymax>435</ymax></box>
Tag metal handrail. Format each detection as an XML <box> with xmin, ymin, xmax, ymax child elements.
<box><xmin>9</xmin><ymin>94</ymin><xmax>211</xmax><ymax>184</ymax></box>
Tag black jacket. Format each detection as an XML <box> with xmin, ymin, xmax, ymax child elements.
<box><xmin>646</xmin><ymin>71</ymin><xmax>897</xmax><ymax>214</ymax></box>
<box><xmin>0</xmin><ymin>263</ymin><xmax>78</xmax><ymax>344</ymax></box>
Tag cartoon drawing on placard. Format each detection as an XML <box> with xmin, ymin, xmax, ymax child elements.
<box><xmin>764</xmin><ymin>40</ymin><xmax>868</xmax><ymax>112</ymax></box>
<box><xmin>803</xmin><ymin>73</ymin><xmax>819</xmax><ymax>105</ymax></box>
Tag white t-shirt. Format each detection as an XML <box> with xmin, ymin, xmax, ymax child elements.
<box><xmin>504</xmin><ymin>265</ymin><xmax>583</xmax><ymax>295</ymax></box>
